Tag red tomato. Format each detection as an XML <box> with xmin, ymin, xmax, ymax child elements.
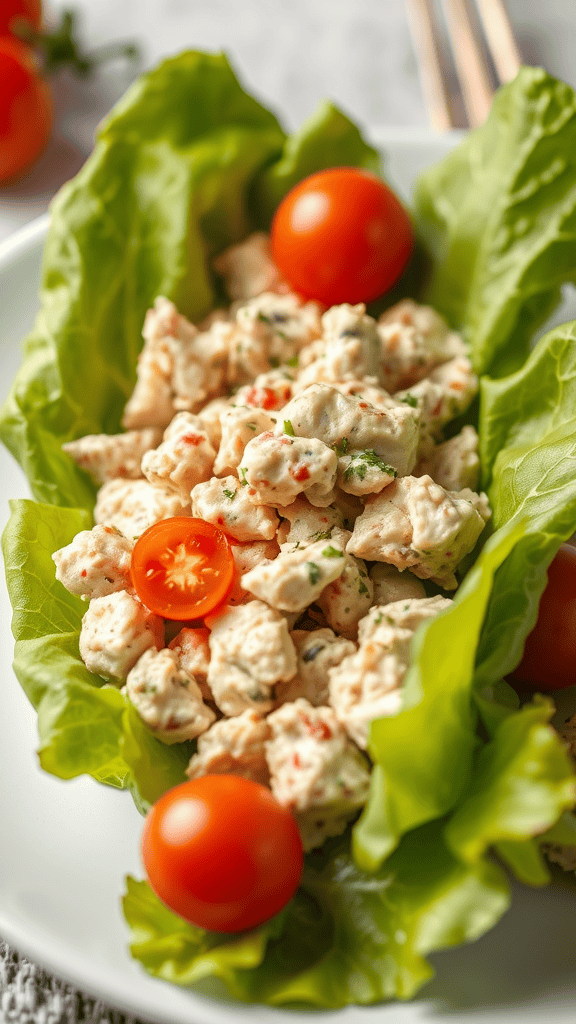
<box><xmin>0</xmin><ymin>36</ymin><xmax>51</xmax><ymax>183</ymax></box>
<box><xmin>270</xmin><ymin>166</ymin><xmax>413</xmax><ymax>306</ymax></box>
<box><xmin>141</xmin><ymin>775</ymin><xmax>303</xmax><ymax>932</ymax></box>
<box><xmin>509</xmin><ymin>544</ymin><xmax>576</xmax><ymax>692</ymax></box>
<box><xmin>0</xmin><ymin>0</ymin><xmax>42</xmax><ymax>36</ymax></box>
<box><xmin>130</xmin><ymin>517</ymin><xmax>234</xmax><ymax>621</ymax></box>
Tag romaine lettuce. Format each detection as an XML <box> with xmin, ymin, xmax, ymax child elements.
<box><xmin>414</xmin><ymin>67</ymin><xmax>576</xmax><ymax>377</ymax></box>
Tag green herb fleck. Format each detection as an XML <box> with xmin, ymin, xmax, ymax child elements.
<box><xmin>257</xmin><ymin>312</ymin><xmax>271</xmax><ymax>325</ymax></box>
<box><xmin>246</xmin><ymin>422</ymin><xmax>257</xmax><ymax>431</ymax></box>
<box><xmin>312</xmin><ymin>529</ymin><xmax>333</xmax><ymax>541</ymax></box>
<box><xmin>333</xmin><ymin>437</ymin><xmax>349</xmax><ymax>457</ymax></box>
<box><xmin>269</xmin><ymin>356</ymin><xmax>280</xmax><ymax>368</ymax></box>
<box><xmin>357</xmin><ymin>577</ymin><xmax>370</xmax><ymax>597</ymax></box>
<box><xmin>284</xmin><ymin>419</ymin><xmax>295</xmax><ymax>436</ymax></box>
<box><xmin>343</xmin><ymin>449</ymin><xmax>397</xmax><ymax>482</ymax></box>
<box><xmin>322</xmin><ymin>545</ymin><xmax>344</xmax><ymax>558</ymax></box>
<box><xmin>239</xmin><ymin>467</ymin><xmax>249</xmax><ymax>486</ymax></box>
<box><xmin>223</xmin><ymin>488</ymin><xmax>236</xmax><ymax>500</ymax></box>
<box><xmin>401</xmin><ymin>394</ymin><xmax>418</xmax><ymax>408</ymax></box>
<box><xmin>286</xmin><ymin>355</ymin><xmax>299</xmax><ymax>368</ymax></box>
<box><xmin>307</xmin><ymin>562</ymin><xmax>322</xmax><ymax>585</ymax></box>
<box><xmin>374</xmin><ymin>612</ymin><xmax>383</xmax><ymax>624</ymax></box>
<box><xmin>345</xmin><ymin>461</ymin><xmax>368</xmax><ymax>481</ymax></box>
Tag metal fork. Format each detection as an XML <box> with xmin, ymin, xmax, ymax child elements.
<box><xmin>405</xmin><ymin>0</ymin><xmax>522</xmax><ymax>130</ymax></box>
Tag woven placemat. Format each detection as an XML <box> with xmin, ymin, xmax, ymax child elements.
<box><xmin>0</xmin><ymin>940</ymin><xmax>148</xmax><ymax>1024</ymax></box>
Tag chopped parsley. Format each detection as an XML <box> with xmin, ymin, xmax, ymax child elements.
<box><xmin>246</xmin><ymin>422</ymin><xmax>257</xmax><ymax>431</ymax></box>
<box><xmin>283</xmin><ymin>419</ymin><xmax>295</xmax><ymax>436</ymax></box>
<box><xmin>343</xmin><ymin>449</ymin><xmax>397</xmax><ymax>482</ymax></box>
<box><xmin>312</xmin><ymin>528</ymin><xmax>333</xmax><ymax>542</ymax></box>
<box><xmin>401</xmin><ymin>394</ymin><xmax>418</xmax><ymax>408</ymax></box>
<box><xmin>333</xmin><ymin>437</ymin><xmax>350</xmax><ymax>457</ymax></box>
<box><xmin>322</xmin><ymin>545</ymin><xmax>344</xmax><ymax>558</ymax></box>
<box><xmin>357</xmin><ymin>577</ymin><xmax>370</xmax><ymax>597</ymax></box>
<box><xmin>223</xmin><ymin>488</ymin><xmax>236</xmax><ymax>500</ymax></box>
<box><xmin>306</xmin><ymin>562</ymin><xmax>322</xmax><ymax>585</ymax></box>
<box><xmin>239</xmin><ymin>467</ymin><xmax>249</xmax><ymax>486</ymax></box>
<box><xmin>374</xmin><ymin>612</ymin><xmax>383</xmax><ymax>624</ymax></box>
<box><xmin>269</xmin><ymin>356</ymin><xmax>281</xmax><ymax>368</ymax></box>
<box><xmin>286</xmin><ymin>355</ymin><xmax>299</xmax><ymax>367</ymax></box>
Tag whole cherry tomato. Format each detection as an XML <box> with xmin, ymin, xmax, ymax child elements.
<box><xmin>0</xmin><ymin>0</ymin><xmax>42</xmax><ymax>36</ymax></box>
<box><xmin>0</xmin><ymin>36</ymin><xmax>51</xmax><ymax>183</ymax></box>
<box><xmin>141</xmin><ymin>775</ymin><xmax>304</xmax><ymax>932</ymax></box>
<box><xmin>130</xmin><ymin>517</ymin><xmax>235</xmax><ymax>621</ymax></box>
<box><xmin>270</xmin><ymin>166</ymin><xmax>413</xmax><ymax>306</ymax></box>
<box><xmin>510</xmin><ymin>543</ymin><xmax>576</xmax><ymax>692</ymax></box>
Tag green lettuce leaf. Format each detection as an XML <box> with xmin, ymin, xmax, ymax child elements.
<box><xmin>0</xmin><ymin>51</ymin><xmax>378</xmax><ymax>511</ymax></box>
<box><xmin>123</xmin><ymin>824</ymin><xmax>510</xmax><ymax>1007</ymax></box>
<box><xmin>354</xmin><ymin>319</ymin><xmax>576</xmax><ymax>873</ymax></box>
<box><xmin>250</xmin><ymin>99</ymin><xmax>380</xmax><ymax>226</ymax></box>
<box><xmin>2</xmin><ymin>499</ymin><xmax>191</xmax><ymax>794</ymax></box>
<box><xmin>2</xmin><ymin>499</ymin><xmax>91</xmax><ymax>641</ymax></box>
<box><xmin>474</xmin><ymin>322</ymin><xmax>576</xmax><ymax>687</ymax></box>
<box><xmin>120</xmin><ymin>703</ymin><xmax>193</xmax><ymax>810</ymax></box>
<box><xmin>414</xmin><ymin>67</ymin><xmax>576</xmax><ymax>376</ymax></box>
<box><xmin>444</xmin><ymin>699</ymin><xmax>576</xmax><ymax>881</ymax></box>
<box><xmin>352</xmin><ymin>522</ymin><xmax>522</xmax><ymax>872</ymax></box>
<box><xmin>540</xmin><ymin>809</ymin><xmax>576</xmax><ymax>846</ymax></box>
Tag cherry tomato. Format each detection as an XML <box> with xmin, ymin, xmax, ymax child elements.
<box><xmin>0</xmin><ymin>0</ymin><xmax>42</xmax><ymax>36</ymax></box>
<box><xmin>130</xmin><ymin>517</ymin><xmax>234</xmax><ymax>621</ymax></box>
<box><xmin>270</xmin><ymin>166</ymin><xmax>413</xmax><ymax>306</ymax></box>
<box><xmin>509</xmin><ymin>544</ymin><xmax>576</xmax><ymax>692</ymax></box>
<box><xmin>141</xmin><ymin>775</ymin><xmax>304</xmax><ymax>932</ymax></box>
<box><xmin>0</xmin><ymin>36</ymin><xmax>51</xmax><ymax>183</ymax></box>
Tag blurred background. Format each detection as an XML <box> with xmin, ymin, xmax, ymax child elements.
<box><xmin>1</xmin><ymin>0</ymin><xmax>576</xmax><ymax>242</ymax></box>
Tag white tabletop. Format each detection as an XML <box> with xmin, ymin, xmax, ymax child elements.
<box><xmin>1</xmin><ymin>0</ymin><xmax>576</xmax><ymax>245</ymax></box>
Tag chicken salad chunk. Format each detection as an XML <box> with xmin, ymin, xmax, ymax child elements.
<box><xmin>53</xmin><ymin>231</ymin><xmax>492</xmax><ymax>849</ymax></box>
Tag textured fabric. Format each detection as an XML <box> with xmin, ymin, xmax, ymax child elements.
<box><xmin>0</xmin><ymin>942</ymin><xmax>146</xmax><ymax>1024</ymax></box>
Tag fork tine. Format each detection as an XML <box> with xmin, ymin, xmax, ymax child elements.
<box><xmin>405</xmin><ymin>0</ymin><xmax>454</xmax><ymax>132</ymax></box>
<box><xmin>474</xmin><ymin>0</ymin><xmax>522</xmax><ymax>83</ymax></box>
<box><xmin>442</xmin><ymin>0</ymin><xmax>494</xmax><ymax>127</ymax></box>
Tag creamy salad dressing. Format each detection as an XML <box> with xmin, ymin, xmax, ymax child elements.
<box><xmin>52</xmin><ymin>231</ymin><xmax>492</xmax><ymax>851</ymax></box>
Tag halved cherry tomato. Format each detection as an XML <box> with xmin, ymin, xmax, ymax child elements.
<box><xmin>0</xmin><ymin>0</ymin><xmax>42</xmax><ymax>36</ymax></box>
<box><xmin>130</xmin><ymin>517</ymin><xmax>234</xmax><ymax>621</ymax></box>
<box><xmin>270</xmin><ymin>166</ymin><xmax>413</xmax><ymax>306</ymax></box>
<box><xmin>509</xmin><ymin>543</ymin><xmax>576</xmax><ymax>692</ymax></box>
<box><xmin>141</xmin><ymin>775</ymin><xmax>303</xmax><ymax>932</ymax></box>
<box><xmin>0</xmin><ymin>36</ymin><xmax>51</xmax><ymax>183</ymax></box>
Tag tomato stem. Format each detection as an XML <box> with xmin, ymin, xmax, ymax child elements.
<box><xmin>12</xmin><ymin>8</ymin><xmax>140</xmax><ymax>77</ymax></box>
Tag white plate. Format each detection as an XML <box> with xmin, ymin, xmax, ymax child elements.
<box><xmin>1</xmin><ymin>131</ymin><xmax>576</xmax><ymax>1024</ymax></box>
